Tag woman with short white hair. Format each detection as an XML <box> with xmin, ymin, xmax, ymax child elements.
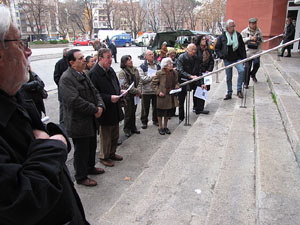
<box><xmin>151</xmin><ymin>57</ymin><xmax>180</xmax><ymax>135</ymax></box>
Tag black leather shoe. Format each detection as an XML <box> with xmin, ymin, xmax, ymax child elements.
<box><xmin>158</xmin><ymin>128</ymin><xmax>165</xmax><ymax>135</ymax></box>
<box><xmin>244</xmin><ymin>84</ymin><xmax>249</xmax><ymax>89</ymax></box>
<box><xmin>164</xmin><ymin>128</ymin><xmax>171</xmax><ymax>134</ymax></box>
<box><xmin>124</xmin><ymin>131</ymin><xmax>131</xmax><ymax>137</ymax></box>
<box><xmin>199</xmin><ymin>110</ymin><xmax>209</xmax><ymax>114</ymax></box>
<box><xmin>224</xmin><ymin>95</ymin><xmax>232</xmax><ymax>100</ymax></box>
<box><xmin>237</xmin><ymin>91</ymin><xmax>243</xmax><ymax>98</ymax></box>
<box><xmin>131</xmin><ymin>129</ymin><xmax>140</xmax><ymax>134</ymax></box>
<box><xmin>141</xmin><ymin>123</ymin><xmax>147</xmax><ymax>129</ymax></box>
<box><xmin>252</xmin><ymin>77</ymin><xmax>257</xmax><ymax>83</ymax></box>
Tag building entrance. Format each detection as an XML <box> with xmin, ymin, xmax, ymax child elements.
<box><xmin>287</xmin><ymin>1</ymin><xmax>300</xmax><ymax>52</ymax></box>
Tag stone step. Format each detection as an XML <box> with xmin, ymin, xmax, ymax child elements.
<box><xmin>262</xmin><ymin>55</ymin><xmax>300</xmax><ymax>164</ymax></box>
<box><xmin>254</xmin><ymin>66</ymin><xmax>300</xmax><ymax>224</ymax></box>
<box><xmin>205</xmin><ymin>77</ymin><xmax>256</xmax><ymax>224</ymax></box>
<box><xmin>99</xmin><ymin>69</ymin><xmax>244</xmax><ymax>224</ymax></box>
<box><xmin>270</xmin><ymin>53</ymin><xmax>300</xmax><ymax>97</ymax></box>
<box><xmin>79</xmin><ymin>70</ymin><xmax>226</xmax><ymax>224</ymax></box>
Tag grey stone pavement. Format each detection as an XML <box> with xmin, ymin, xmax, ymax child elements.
<box><xmin>37</xmin><ymin>46</ymin><xmax>300</xmax><ymax>224</ymax></box>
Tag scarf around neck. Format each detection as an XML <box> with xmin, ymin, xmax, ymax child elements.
<box><xmin>226</xmin><ymin>31</ymin><xmax>238</xmax><ymax>52</ymax></box>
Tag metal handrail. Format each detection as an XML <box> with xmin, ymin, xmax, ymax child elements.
<box><xmin>263</xmin><ymin>34</ymin><xmax>283</xmax><ymax>43</ymax></box>
<box><xmin>180</xmin><ymin>37</ymin><xmax>300</xmax><ymax>88</ymax></box>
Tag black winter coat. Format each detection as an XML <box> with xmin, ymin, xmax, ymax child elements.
<box><xmin>88</xmin><ymin>63</ymin><xmax>124</xmax><ymax>126</ymax></box>
<box><xmin>54</xmin><ymin>56</ymin><xmax>69</xmax><ymax>86</ymax></box>
<box><xmin>177</xmin><ymin>51</ymin><xmax>203</xmax><ymax>89</ymax></box>
<box><xmin>108</xmin><ymin>43</ymin><xmax>117</xmax><ymax>55</ymax></box>
<box><xmin>0</xmin><ymin>90</ymin><xmax>89</xmax><ymax>225</ymax></box>
<box><xmin>19</xmin><ymin>71</ymin><xmax>46</xmax><ymax>116</ymax></box>
<box><xmin>196</xmin><ymin>46</ymin><xmax>214</xmax><ymax>73</ymax></box>
<box><xmin>59</xmin><ymin>67</ymin><xmax>105</xmax><ymax>138</ymax></box>
<box><xmin>283</xmin><ymin>23</ymin><xmax>295</xmax><ymax>43</ymax></box>
<box><xmin>215</xmin><ymin>31</ymin><xmax>246</xmax><ymax>61</ymax></box>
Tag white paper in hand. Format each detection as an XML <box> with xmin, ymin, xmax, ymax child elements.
<box><xmin>204</xmin><ymin>75</ymin><xmax>212</xmax><ymax>85</ymax></box>
<box><xmin>120</xmin><ymin>82</ymin><xmax>134</xmax><ymax>97</ymax></box>
<box><xmin>194</xmin><ymin>86</ymin><xmax>208</xmax><ymax>100</ymax></box>
<box><xmin>134</xmin><ymin>96</ymin><xmax>141</xmax><ymax>105</ymax></box>
<box><xmin>169</xmin><ymin>88</ymin><xmax>182</xmax><ymax>94</ymax></box>
<box><xmin>147</xmin><ymin>68</ymin><xmax>157</xmax><ymax>77</ymax></box>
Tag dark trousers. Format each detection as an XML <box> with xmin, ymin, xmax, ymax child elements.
<box><xmin>178</xmin><ymin>86</ymin><xmax>187</xmax><ymax>121</ymax></box>
<box><xmin>193</xmin><ymin>96</ymin><xmax>205</xmax><ymax>112</ymax></box>
<box><xmin>281</xmin><ymin>45</ymin><xmax>291</xmax><ymax>56</ymax></box>
<box><xmin>124</xmin><ymin>95</ymin><xmax>137</xmax><ymax>132</ymax></box>
<box><xmin>99</xmin><ymin>124</ymin><xmax>119</xmax><ymax>159</ymax></box>
<box><xmin>113</xmin><ymin>54</ymin><xmax>117</xmax><ymax>63</ymax></box>
<box><xmin>58</xmin><ymin>88</ymin><xmax>64</xmax><ymax>127</ymax></box>
<box><xmin>244</xmin><ymin>57</ymin><xmax>260</xmax><ymax>86</ymax></box>
<box><xmin>72</xmin><ymin>136</ymin><xmax>97</xmax><ymax>182</ymax></box>
<box><xmin>141</xmin><ymin>94</ymin><xmax>158</xmax><ymax>125</ymax></box>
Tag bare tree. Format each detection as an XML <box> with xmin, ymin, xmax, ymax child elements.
<box><xmin>19</xmin><ymin>0</ymin><xmax>48</xmax><ymax>40</ymax></box>
<box><xmin>103</xmin><ymin>0</ymin><xmax>115</xmax><ymax>29</ymax></box>
<box><xmin>66</xmin><ymin>0</ymin><xmax>86</xmax><ymax>36</ymax></box>
<box><xmin>159</xmin><ymin>0</ymin><xmax>187</xmax><ymax>31</ymax></box>
<box><xmin>119</xmin><ymin>0</ymin><xmax>146</xmax><ymax>38</ymax></box>
<box><xmin>198</xmin><ymin>0</ymin><xmax>226</xmax><ymax>33</ymax></box>
<box><xmin>148</xmin><ymin>0</ymin><xmax>160</xmax><ymax>32</ymax></box>
<box><xmin>184</xmin><ymin>0</ymin><xmax>201</xmax><ymax>31</ymax></box>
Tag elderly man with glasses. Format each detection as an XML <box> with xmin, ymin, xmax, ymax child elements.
<box><xmin>0</xmin><ymin>5</ymin><xmax>90</xmax><ymax>224</ymax></box>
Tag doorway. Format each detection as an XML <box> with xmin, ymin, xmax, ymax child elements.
<box><xmin>287</xmin><ymin>1</ymin><xmax>300</xmax><ymax>52</ymax></box>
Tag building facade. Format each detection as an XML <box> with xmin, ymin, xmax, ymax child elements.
<box><xmin>226</xmin><ymin>0</ymin><xmax>300</xmax><ymax>51</ymax></box>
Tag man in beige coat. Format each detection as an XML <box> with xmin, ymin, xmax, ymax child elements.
<box><xmin>241</xmin><ymin>17</ymin><xmax>263</xmax><ymax>88</ymax></box>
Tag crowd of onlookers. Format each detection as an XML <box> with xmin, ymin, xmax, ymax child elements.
<box><xmin>1</xmin><ymin>2</ymin><xmax>295</xmax><ymax>222</ymax></box>
<box><xmin>23</xmin><ymin>17</ymin><xmax>296</xmax><ymax>188</ymax></box>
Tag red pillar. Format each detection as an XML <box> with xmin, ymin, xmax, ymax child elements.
<box><xmin>226</xmin><ymin>0</ymin><xmax>289</xmax><ymax>49</ymax></box>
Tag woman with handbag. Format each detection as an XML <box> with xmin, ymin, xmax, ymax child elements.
<box><xmin>119</xmin><ymin>55</ymin><xmax>141</xmax><ymax>137</ymax></box>
<box><xmin>241</xmin><ymin>17</ymin><xmax>263</xmax><ymax>88</ymax></box>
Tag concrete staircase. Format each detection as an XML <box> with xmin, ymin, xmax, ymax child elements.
<box><xmin>74</xmin><ymin>54</ymin><xmax>300</xmax><ymax>225</ymax></box>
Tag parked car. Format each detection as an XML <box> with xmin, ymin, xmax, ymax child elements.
<box><xmin>110</xmin><ymin>34</ymin><xmax>132</xmax><ymax>47</ymax></box>
<box><xmin>73</xmin><ymin>38</ymin><xmax>93</xmax><ymax>46</ymax></box>
<box><xmin>135</xmin><ymin>32</ymin><xmax>156</xmax><ymax>47</ymax></box>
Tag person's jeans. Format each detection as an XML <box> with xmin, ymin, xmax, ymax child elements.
<box><xmin>224</xmin><ymin>59</ymin><xmax>244</xmax><ymax>95</ymax></box>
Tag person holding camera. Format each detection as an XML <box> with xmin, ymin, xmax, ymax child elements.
<box><xmin>241</xmin><ymin>18</ymin><xmax>263</xmax><ymax>88</ymax></box>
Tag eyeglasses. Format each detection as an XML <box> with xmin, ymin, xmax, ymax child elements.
<box><xmin>4</xmin><ymin>39</ymin><xmax>29</xmax><ymax>49</ymax></box>
<box><xmin>78</xmin><ymin>56</ymin><xmax>85</xmax><ymax>60</ymax></box>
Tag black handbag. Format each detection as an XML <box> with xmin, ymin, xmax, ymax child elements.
<box><xmin>247</xmin><ymin>40</ymin><xmax>258</xmax><ymax>49</ymax></box>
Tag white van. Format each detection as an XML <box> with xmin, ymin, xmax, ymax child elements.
<box><xmin>97</xmin><ymin>30</ymin><xmax>126</xmax><ymax>41</ymax></box>
<box><xmin>135</xmin><ymin>33</ymin><xmax>156</xmax><ymax>47</ymax></box>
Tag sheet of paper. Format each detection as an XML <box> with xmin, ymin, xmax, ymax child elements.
<box><xmin>134</xmin><ymin>96</ymin><xmax>141</xmax><ymax>105</ymax></box>
<box><xmin>147</xmin><ymin>68</ymin><xmax>157</xmax><ymax>77</ymax></box>
<box><xmin>204</xmin><ymin>75</ymin><xmax>212</xmax><ymax>85</ymax></box>
<box><xmin>120</xmin><ymin>82</ymin><xmax>134</xmax><ymax>97</ymax></box>
<box><xmin>194</xmin><ymin>86</ymin><xmax>208</xmax><ymax>100</ymax></box>
<box><xmin>169</xmin><ymin>88</ymin><xmax>182</xmax><ymax>94</ymax></box>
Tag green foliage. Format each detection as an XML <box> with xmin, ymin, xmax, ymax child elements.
<box><xmin>272</xmin><ymin>92</ymin><xmax>278</xmax><ymax>105</ymax></box>
<box><xmin>59</xmin><ymin>40</ymin><xmax>69</xmax><ymax>44</ymax></box>
<box><xmin>49</xmin><ymin>40</ymin><xmax>58</xmax><ymax>44</ymax></box>
<box><xmin>253</xmin><ymin>107</ymin><xmax>256</xmax><ymax>128</ymax></box>
<box><xmin>32</xmin><ymin>41</ymin><xmax>46</xmax><ymax>44</ymax></box>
